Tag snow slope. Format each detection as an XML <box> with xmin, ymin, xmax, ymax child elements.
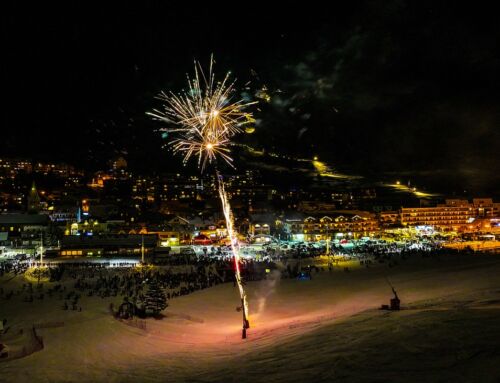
<box><xmin>1</xmin><ymin>253</ymin><xmax>500</xmax><ymax>382</ymax></box>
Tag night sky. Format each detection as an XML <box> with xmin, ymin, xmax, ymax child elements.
<box><xmin>2</xmin><ymin>1</ymin><xmax>499</xmax><ymax>193</ymax></box>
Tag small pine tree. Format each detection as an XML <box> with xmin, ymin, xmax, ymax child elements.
<box><xmin>143</xmin><ymin>280</ymin><xmax>168</xmax><ymax>316</ymax></box>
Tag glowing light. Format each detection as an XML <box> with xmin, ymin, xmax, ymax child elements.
<box><xmin>218</xmin><ymin>174</ymin><xmax>249</xmax><ymax>320</ymax></box>
<box><xmin>312</xmin><ymin>160</ymin><xmax>351</xmax><ymax>179</ymax></box>
<box><xmin>147</xmin><ymin>55</ymin><xmax>257</xmax><ymax>171</ymax></box>
<box><xmin>389</xmin><ymin>182</ymin><xmax>439</xmax><ymax>198</ymax></box>
<box><xmin>149</xmin><ymin>56</ymin><xmax>253</xmax><ymax>338</ymax></box>
<box><xmin>24</xmin><ymin>266</ymin><xmax>50</xmax><ymax>283</ymax></box>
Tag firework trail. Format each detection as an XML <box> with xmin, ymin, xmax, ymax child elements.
<box><xmin>148</xmin><ymin>56</ymin><xmax>255</xmax><ymax>338</ymax></box>
<box><xmin>217</xmin><ymin>171</ymin><xmax>249</xmax><ymax>320</ymax></box>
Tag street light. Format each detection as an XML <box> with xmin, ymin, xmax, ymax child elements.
<box><xmin>39</xmin><ymin>231</ymin><xmax>44</xmax><ymax>267</ymax></box>
<box><xmin>141</xmin><ymin>234</ymin><xmax>145</xmax><ymax>264</ymax></box>
<box><xmin>326</xmin><ymin>223</ymin><xmax>330</xmax><ymax>256</ymax></box>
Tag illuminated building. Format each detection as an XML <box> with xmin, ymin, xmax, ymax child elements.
<box><xmin>157</xmin><ymin>232</ymin><xmax>181</xmax><ymax>247</ymax></box>
<box><xmin>0</xmin><ymin>158</ymin><xmax>32</xmax><ymax>173</ymax></box>
<box><xmin>34</xmin><ymin>162</ymin><xmax>82</xmax><ymax>177</ymax></box>
<box><xmin>248</xmin><ymin>213</ymin><xmax>274</xmax><ymax>236</ymax></box>
<box><xmin>400</xmin><ymin>198</ymin><xmax>500</xmax><ymax>231</ymax></box>
<box><xmin>132</xmin><ymin>178</ymin><xmax>157</xmax><ymax>203</ymax></box>
<box><xmin>249</xmin><ymin>223</ymin><xmax>270</xmax><ymax>236</ymax></box>
<box><xmin>157</xmin><ymin>174</ymin><xmax>200</xmax><ymax>202</ymax></box>
<box><xmin>302</xmin><ymin>212</ymin><xmax>379</xmax><ymax>241</ymax></box>
<box><xmin>60</xmin><ymin>234</ymin><xmax>157</xmax><ymax>257</ymax></box>
<box><xmin>81</xmin><ymin>199</ymin><xmax>90</xmax><ymax>216</ymax></box>
<box><xmin>401</xmin><ymin>205</ymin><xmax>473</xmax><ymax>231</ymax></box>
<box><xmin>50</xmin><ymin>208</ymin><xmax>78</xmax><ymax>223</ymax></box>
<box><xmin>472</xmin><ymin>198</ymin><xmax>500</xmax><ymax>218</ymax></box>
<box><xmin>279</xmin><ymin>211</ymin><xmax>378</xmax><ymax>242</ymax></box>
<box><xmin>378</xmin><ymin>211</ymin><xmax>400</xmax><ymax>227</ymax></box>
<box><xmin>88</xmin><ymin>172</ymin><xmax>112</xmax><ymax>188</ymax></box>
<box><xmin>66</xmin><ymin>219</ymin><xmax>108</xmax><ymax>236</ymax></box>
<box><xmin>0</xmin><ymin>213</ymin><xmax>48</xmax><ymax>231</ymax></box>
<box><xmin>0</xmin><ymin>158</ymin><xmax>83</xmax><ymax>178</ymax></box>
<box><xmin>276</xmin><ymin>214</ymin><xmax>306</xmax><ymax>241</ymax></box>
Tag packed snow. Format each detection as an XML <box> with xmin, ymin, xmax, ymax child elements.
<box><xmin>1</xmin><ymin>253</ymin><xmax>500</xmax><ymax>382</ymax></box>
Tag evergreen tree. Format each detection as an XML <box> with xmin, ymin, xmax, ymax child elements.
<box><xmin>143</xmin><ymin>280</ymin><xmax>168</xmax><ymax>315</ymax></box>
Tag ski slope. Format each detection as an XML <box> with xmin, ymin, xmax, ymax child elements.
<box><xmin>1</xmin><ymin>253</ymin><xmax>500</xmax><ymax>382</ymax></box>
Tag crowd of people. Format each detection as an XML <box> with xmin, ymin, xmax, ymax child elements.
<box><xmin>0</xmin><ymin>240</ymin><xmax>465</xmax><ymax>319</ymax></box>
<box><xmin>0</xmin><ymin>254</ymin><xmax>276</xmax><ymax>315</ymax></box>
<box><xmin>0</xmin><ymin>260</ymin><xmax>29</xmax><ymax>277</ymax></box>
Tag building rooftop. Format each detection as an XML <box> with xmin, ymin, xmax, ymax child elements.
<box><xmin>61</xmin><ymin>234</ymin><xmax>157</xmax><ymax>248</ymax></box>
<box><xmin>0</xmin><ymin>214</ymin><xmax>50</xmax><ymax>225</ymax></box>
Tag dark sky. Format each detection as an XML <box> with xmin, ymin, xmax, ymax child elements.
<box><xmin>2</xmin><ymin>1</ymin><xmax>499</xmax><ymax>193</ymax></box>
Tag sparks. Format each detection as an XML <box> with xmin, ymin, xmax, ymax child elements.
<box><xmin>147</xmin><ymin>56</ymin><xmax>257</xmax><ymax>169</ymax></box>
<box><xmin>149</xmin><ymin>56</ymin><xmax>255</xmax><ymax>339</ymax></box>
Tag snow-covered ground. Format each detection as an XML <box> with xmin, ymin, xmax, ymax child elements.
<box><xmin>1</xmin><ymin>253</ymin><xmax>500</xmax><ymax>382</ymax></box>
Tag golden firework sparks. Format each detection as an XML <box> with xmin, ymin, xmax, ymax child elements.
<box><xmin>171</xmin><ymin>127</ymin><xmax>233</xmax><ymax>171</ymax></box>
<box><xmin>147</xmin><ymin>56</ymin><xmax>256</xmax><ymax>168</ymax></box>
<box><xmin>149</xmin><ymin>56</ymin><xmax>255</xmax><ymax>339</ymax></box>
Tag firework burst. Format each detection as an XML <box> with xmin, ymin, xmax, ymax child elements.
<box><xmin>171</xmin><ymin>127</ymin><xmax>233</xmax><ymax>171</ymax></box>
<box><xmin>147</xmin><ymin>56</ymin><xmax>256</xmax><ymax>168</ymax></box>
<box><xmin>149</xmin><ymin>57</ymin><xmax>255</xmax><ymax>339</ymax></box>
